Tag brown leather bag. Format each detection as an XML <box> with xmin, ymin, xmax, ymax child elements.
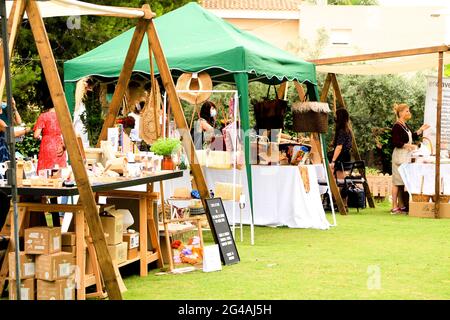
<box><xmin>253</xmin><ymin>85</ymin><xmax>287</xmax><ymax>130</ymax></box>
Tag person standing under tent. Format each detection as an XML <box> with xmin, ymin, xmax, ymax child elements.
<box><xmin>128</xmin><ymin>101</ymin><xmax>143</xmax><ymax>145</ymax></box>
<box><xmin>33</xmin><ymin>100</ymin><xmax>67</xmax><ymax>173</ymax></box>
<box><xmin>33</xmin><ymin>99</ymin><xmax>68</xmax><ymax>227</ymax></box>
<box><xmin>390</xmin><ymin>103</ymin><xmax>429</xmax><ymax>214</ymax></box>
<box><xmin>192</xmin><ymin>101</ymin><xmax>217</xmax><ymax>150</ymax></box>
<box><xmin>0</xmin><ymin>98</ymin><xmax>30</xmax><ymax>166</ymax></box>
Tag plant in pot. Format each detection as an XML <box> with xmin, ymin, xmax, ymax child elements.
<box><xmin>150</xmin><ymin>138</ymin><xmax>182</xmax><ymax>170</ymax></box>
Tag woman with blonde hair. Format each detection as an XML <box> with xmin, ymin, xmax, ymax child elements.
<box><xmin>390</xmin><ymin>103</ymin><xmax>429</xmax><ymax>214</ymax></box>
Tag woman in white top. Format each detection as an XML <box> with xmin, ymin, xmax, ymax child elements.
<box><xmin>73</xmin><ymin>77</ymin><xmax>93</xmax><ymax>148</ymax></box>
<box><xmin>193</xmin><ymin>101</ymin><xmax>217</xmax><ymax>150</ymax></box>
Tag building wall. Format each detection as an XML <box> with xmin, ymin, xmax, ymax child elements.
<box><xmin>205</xmin><ymin>9</ymin><xmax>300</xmax><ymax>53</ymax></box>
<box><xmin>299</xmin><ymin>5</ymin><xmax>448</xmax><ymax>59</ymax></box>
<box><xmin>226</xmin><ymin>18</ymin><xmax>299</xmax><ymax>52</ymax></box>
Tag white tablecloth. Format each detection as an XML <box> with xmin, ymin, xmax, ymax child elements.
<box><xmin>203</xmin><ymin>165</ymin><xmax>330</xmax><ymax>230</ymax></box>
<box><xmin>399</xmin><ymin>163</ymin><xmax>450</xmax><ymax>195</ymax></box>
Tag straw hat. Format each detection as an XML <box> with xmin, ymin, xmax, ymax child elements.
<box><xmin>175</xmin><ymin>72</ymin><xmax>212</xmax><ymax>105</ymax></box>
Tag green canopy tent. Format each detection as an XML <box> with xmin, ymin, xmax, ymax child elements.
<box><xmin>64</xmin><ymin>2</ymin><xmax>320</xmax><ymax>234</ymax></box>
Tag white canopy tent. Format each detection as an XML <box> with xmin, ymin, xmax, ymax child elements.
<box><xmin>316</xmin><ymin>51</ymin><xmax>450</xmax><ymax>75</ymax></box>
<box><xmin>5</xmin><ymin>0</ymin><xmax>145</xmax><ymax>19</ymax></box>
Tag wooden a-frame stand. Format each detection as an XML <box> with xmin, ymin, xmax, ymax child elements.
<box><xmin>0</xmin><ymin>1</ymin><xmax>210</xmax><ymax>300</ymax></box>
<box><xmin>286</xmin><ymin>79</ymin><xmax>368</xmax><ymax>215</ymax></box>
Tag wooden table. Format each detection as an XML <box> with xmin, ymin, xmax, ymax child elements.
<box><xmin>0</xmin><ymin>170</ymin><xmax>183</xmax><ymax>300</ymax></box>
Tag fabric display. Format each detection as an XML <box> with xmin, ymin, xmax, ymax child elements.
<box><xmin>298</xmin><ymin>165</ymin><xmax>310</xmax><ymax>193</ymax></box>
<box><xmin>140</xmin><ymin>81</ymin><xmax>161</xmax><ymax>144</ymax></box>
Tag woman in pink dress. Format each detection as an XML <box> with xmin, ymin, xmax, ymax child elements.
<box><xmin>33</xmin><ymin>104</ymin><xmax>67</xmax><ymax>173</ymax></box>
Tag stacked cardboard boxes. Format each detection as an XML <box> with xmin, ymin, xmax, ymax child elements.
<box><xmin>409</xmin><ymin>201</ymin><xmax>450</xmax><ymax>218</ymax></box>
<box><xmin>101</xmin><ymin>206</ymin><xmax>127</xmax><ymax>265</ymax></box>
<box><xmin>61</xmin><ymin>232</ymin><xmax>76</xmax><ymax>257</ymax></box>
<box><xmin>8</xmin><ymin>227</ymin><xmax>76</xmax><ymax>300</ymax></box>
<box><xmin>123</xmin><ymin>231</ymin><xmax>140</xmax><ymax>260</ymax></box>
<box><xmin>8</xmin><ymin>252</ymin><xmax>35</xmax><ymax>300</ymax></box>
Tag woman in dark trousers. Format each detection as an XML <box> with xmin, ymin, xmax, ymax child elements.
<box><xmin>330</xmin><ymin>109</ymin><xmax>353</xmax><ymax>180</ymax></box>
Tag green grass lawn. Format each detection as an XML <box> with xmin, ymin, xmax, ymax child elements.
<box><xmin>122</xmin><ymin>201</ymin><xmax>450</xmax><ymax>300</ymax></box>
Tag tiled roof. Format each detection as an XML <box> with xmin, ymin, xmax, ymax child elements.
<box><xmin>200</xmin><ymin>0</ymin><xmax>303</xmax><ymax>11</ymax></box>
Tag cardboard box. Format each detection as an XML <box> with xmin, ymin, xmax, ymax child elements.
<box><xmin>8</xmin><ymin>252</ymin><xmax>35</xmax><ymax>279</ymax></box>
<box><xmin>37</xmin><ymin>278</ymin><xmax>75</xmax><ymax>300</ymax></box>
<box><xmin>100</xmin><ymin>207</ymin><xmax>124</xmax><ymax>245</ymax></box>
<box><xmin>123</xmin><ymin>232</ymin><xmax>140</xmax><ymax>260</ymax></box>
<box><xmin>61</xmin><ymin>232</ymin><xmax>76</xmax><ymax>246</ymax></box>
<box><xmin>107</xmin><ymin>242</ymin><xmax>127</xmax><ymax>265</ymax></box>
<box><xmin>409</xmin><ymin>201</ymin><xmax>450</xmax><ymax>219</ymax></box>
<box><xmin>123</xmin><ymin>232</ymin><xmax>139</xmax><ymax>249</ymax></box>
<box><xmin>62</xmin><ymin>245</ymin><xmax>76</xmax><ymax>257</ymax></box>
<box><xmin>36</xmin><ymin>252</ymin><xmax>75</xmax><ymax>281</ymax></box>
<box><xmin>9</xmin><ymin>278</ymin><xmax>35</xmax><ymax>300</ymax></box>
<box><xmin>24</xmin><ymin>227</ymin><xmax>61</xmax><ymax>255</ymax></box>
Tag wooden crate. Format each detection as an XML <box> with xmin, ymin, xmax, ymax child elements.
<box><xmin>366</xmin><ymin>174</ymin><xmax>392</xmax><ymax>198</ymax></box>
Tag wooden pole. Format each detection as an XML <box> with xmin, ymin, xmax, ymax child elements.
<box><xmin>319</xmin><ymin>74</ymin><xmax>347</xmax><ymax>215</ymax></box>
<box><xmin>330</xmin><ymin>73</ymin><xmax>375</xmax><ymax>209</ymax></box>
<box><xmin>97</xmin><ymin>18</ymin><xmax>150</xmax><ymax>147</ymax></box>
<box><xmin>0</xmin><ymin>0</ymin><xmax>26</xmax><ymax>100</ymax></box>
<box><xmin>147</xmin><ymin>20</ymin><xmax>210</xmax><ymax>200</ymax></box>
<box><xmin>277</xmin><ymin>82</ymin><xmax>287</xmax><ymax>99</ymax></box>
<box><xmin>25</xmin><ymin>1</ymin><xmax>122</xmax><ymax>300</ymax></box>
<box><xmin>435</xmin><ymin>51</ymin><xmax>443</xmax><ymax>219</ymax></box>
<box><xmin>311</xmin><ymin>45</ymin><xmax>450</xmax><ymax>66</ymax></box>
<box><xmin>293</xmin><ymin>80</ymin><xmax>306</xmax><ymax>100</ymax></box>
<box><xmin>320</xmin><ymin>74</ymin><xmax>332</xmax><ymax>103</ymax></box>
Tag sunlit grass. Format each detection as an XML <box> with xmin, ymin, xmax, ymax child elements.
<box><xmin>122</xmin><ymin>201</ymin><xmax>450</xmax><ymax>300</ymax></box>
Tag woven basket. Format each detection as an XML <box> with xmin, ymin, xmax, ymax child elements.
<box><xmin>189</xmin><ymin>207</ymin><xmax>205</xmax><ymax>215</ymax></box>
<box><xmin>293</xmin><ymin>111</ymin><xmax>328</xmax><ymax>133</ymax></box>
<box><xmin>292</xmin><ymin>102</ymin><xmax>330</xmax><ymax>133</ymax></box>
<box><xmin>411</xmin><ymin>194</ymin><xmax>432</xmax><ymax>202</ymax></box>
<box><xmin>432</xmin><ymin>195</ymin><xmax>450</xmax><ymax>203</ymax></box>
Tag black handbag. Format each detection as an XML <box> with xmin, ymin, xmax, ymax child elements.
<box><xmin>253</xmin><ymin>85</ymin><xmax>287</xmax><ymax>130</ymax></box>
<box><xmin>346</xmin><ymin>182</ymin><xmax>366</xmax><ymax>211</ymax></box>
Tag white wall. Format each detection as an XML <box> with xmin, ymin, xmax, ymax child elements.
<box><xmin>299</xmin><ymin>5</ymin><xmax>448</xmax><ymax>58</ymax></box>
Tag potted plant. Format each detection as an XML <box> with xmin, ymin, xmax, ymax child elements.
<box><xmin>150</xmin><ymin>138</ymin><xmax>182</xmax><ymax>170</ymax></box>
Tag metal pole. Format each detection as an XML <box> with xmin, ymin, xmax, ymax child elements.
<box><xmin>320</xmin><ymin>134</ymin><xmax>337</xmax><ymax>227</ymax></box>
<box><xmin>0</xmin><ymin>0</ymin><xmax>21</xmax><ymax>300</ymax></box>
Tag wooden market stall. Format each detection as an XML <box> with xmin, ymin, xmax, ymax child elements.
<box><xmin>64</xmin><ymin>2</ymin><xmax>337</xmax><ymax>231</ymax></box>
<box><xmin>311</xmin><ymin>45</ymin><xmax>450</xmax><ymax>218</ymax></box>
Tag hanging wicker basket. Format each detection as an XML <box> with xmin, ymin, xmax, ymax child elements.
<box><xmin>292</xmin><ymin>101</ymin><xmax>330</xmax><ymax>133</ymax></box>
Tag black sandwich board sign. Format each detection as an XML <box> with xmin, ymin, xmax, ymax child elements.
<box><xmin>204</xmin><ymin>198</ymin><xmax>240</xmax><ymax>265</ymax></box>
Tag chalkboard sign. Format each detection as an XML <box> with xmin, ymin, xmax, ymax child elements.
<box><xmin>204</xmin><ymin>198</ymin><xmax>240</xmax><ymax>265</ymax></box>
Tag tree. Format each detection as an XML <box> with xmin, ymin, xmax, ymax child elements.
<box><xmin>11</xmin><ymin>0</ymin><xmax>193</xmax><ymax>122</ymax></box>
